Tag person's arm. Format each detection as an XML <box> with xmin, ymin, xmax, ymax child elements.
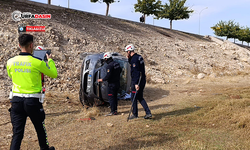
<box><xmin>133</xmin><ymin>62</ymin><xmax>140</xmax><ymax>91</ymax></box>
<box><xmin>132</xmin><ymin>60</ymin><xmax>141</xmax><ymax>85</ymax></box>
<box><xmin>6</xmin><ymin>60</ymin><xmax>12</xmax><ymax>79</ymax></box>
<box><xmin>39</xmin><ymin>58</ymin><xmax>57</xmax><ymax>78</ymax></box>
<box><xmin>133</xmin><ymin>56</ymin><xmax>144</xmax><ymax>90</ymax></box>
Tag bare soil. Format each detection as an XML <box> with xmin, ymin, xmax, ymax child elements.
<box><xmin>2</xmin><ymin>76</ymin><xmax>250</xmax><ymax>149</ymax></box>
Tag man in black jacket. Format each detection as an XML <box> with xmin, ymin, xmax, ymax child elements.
<box><xmin>125</xmin><ymin>44</ymin><xmax>152</xmax><ymax>120</ymax></box>
<box><xmin>98</xmin><ymin>52</ymin><xmax>122</xmax><ymax>116</ymax></box>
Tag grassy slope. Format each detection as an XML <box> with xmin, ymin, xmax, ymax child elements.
<box><xmin>2</xmin><ymin>76</ymin><xmax>250</xmax><ymax>149</ymax></box>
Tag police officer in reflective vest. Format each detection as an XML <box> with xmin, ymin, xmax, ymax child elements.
<box><xmin>7</xmin><ymin>34</ymin><xmax>57</xmax><ymax>150</ymax></box>
<box><xmin>98</xmin><ymin>52</ymin><xmax>122</xmax><ymax>116</ymax></box>
<box><xmin>125</xmin><ymin>44</ymin><xmax>152</xmax><ymax>119</ymax></box>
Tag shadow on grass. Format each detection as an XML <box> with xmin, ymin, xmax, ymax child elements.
<box><xmin>153</xmin><ymin>107</ymin><xmax>202</xmax><ymax>121</ymax></box>
<box><xmin>46</xmin><ymin>110</ymin><xmax>81</xmax><ymax>116</ymax></box>
<box><xmin>144</xmin><ymin>87</ymin><xmax>170</xmax><ymax>101</ymax></box>
<box><xmin>119</xmin><ymin>103</ymin><xmax>174</xmax><ymax>114</ymax></box>
<box><xmin>119</xmin><ymin>87</ymin><xmax>170</xmax><ymax>108</ymax></box>
<box><xmin>101</xmin><ymin>133</ymin><xmax>177</xmax><ymax>150</ymax></box>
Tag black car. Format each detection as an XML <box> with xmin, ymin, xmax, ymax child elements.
<box><xmin>79</xmin><ymin>53</ymin><xmax>131</xmax><ymax>107</ymax></box>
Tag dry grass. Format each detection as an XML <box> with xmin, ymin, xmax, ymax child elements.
<box><xmin>2</xmin><ymin>76</ymin><xmax>250</xmax><ymax>149</ymax></box>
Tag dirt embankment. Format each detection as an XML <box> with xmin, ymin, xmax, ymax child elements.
<box><xmin>1</xmin><ymin>0</ymin><xmax>250</xmax><ymax>100</ymax></box>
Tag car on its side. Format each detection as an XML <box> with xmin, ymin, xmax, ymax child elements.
<box><xmin>79</xmin><ymin>53</ymin><xmax>131</xmax><ymax>107</ymax></box>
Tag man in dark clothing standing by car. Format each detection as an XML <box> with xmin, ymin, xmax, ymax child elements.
<box><xmin>125</xmin><ymin>44</ymin><xmax>152</xmax><ymax>120</ymax></box>
<box><xmin>7</xmin><ymin>34</ymin><xmax>57</xmax><ymax>150</ymax></box>
<box><xmin>98</xmin><ymin>52</ymin><xmax>122</xmax><ymax>116</ymax></box>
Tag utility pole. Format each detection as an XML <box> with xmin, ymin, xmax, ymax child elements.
<box><xmin>48</xmin><ymin>0</ymin><xmax>51</xmax><ymax>5</ymax></box>
<box><xmin>68</xmin><ymin>0</ymin><xmax>70</xmax><ymax>8</ymax></box>
<box><xmin>199</xmin><ymin>7</ymin><xmax>208</xmax><ymax>35</ymax></box>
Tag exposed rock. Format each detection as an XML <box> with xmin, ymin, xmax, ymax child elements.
<box><xmin>0</xmin><ymin>64</ymin><xmax>4</xmax><ymax>70</ymax></box>
<box><xmin>209</xmin><ymin>73</ymin><xmax>217</xmax><ymax>78</ymax></box>
<box><xmin>176</xmin><ymin>71</ymin><xmax>183</xmax><ymax>76</ymax></box>
<box><xmin>197</xmin><ymin>73</ymin><xmax>205</xmax><ymax>79</ymax></box>
<box><xmin>107</xmin><ymin>123</ymin><xmax>114</xmax><ymax>127</ymax></box>
<box><xmin>7</xmin><ymin>134</ymin><xmax>13</xmax><ymax>139</ymax></box>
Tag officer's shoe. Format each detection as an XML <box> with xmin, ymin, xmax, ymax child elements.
<box><xmin>128</xmin><ymin>114</ymin><xmax>138</xmax><ymax>120</ymax></box>
<box><xmin>144</xmin><ymin>114</ymin><xmax>152</xmax><ymax>119</ymax></box>
<box><xmin>105</xmin><ymin>112</ymin><xmax>117</xmax><ymax>116</ymax></box>
<box><xmin>49</xmin><ymin>146</ymin><xmax>55</xmax><ymax>150</ymax></box>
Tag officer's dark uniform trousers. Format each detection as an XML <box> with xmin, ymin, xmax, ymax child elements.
<box><xmin>10</xmin><ymin>97</ymin><xmax>49</xmax><ymax>150</ymax></box>
<box><xmin>131</xmin><ymin>79</ymin><xmax>151</xmax><ymax>117</ymax></box>
<box><xmin>108</xmin><ymin>82</ymin><xmax>120</xmax><ymax>113</ymax></box>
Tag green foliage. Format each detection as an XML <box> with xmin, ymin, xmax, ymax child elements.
<box><xmin>211</xmin><ymin>21</ymin><xmax>226</xmax><ymax>37</ymax></box>
<box><xmin>156</xmin><ymin>0</ymin><xmax>193</xmax><ymax>29</ymax></box>
<box><xmin>90</xmin><ymin>0</ymin><xmax>117</xmax><ymax>16</ymax></box>
<box><xmin>134</xmin><ymin>0</ymin><xmax>162</xmax><ymax>16</ymax></box>
<box><xmin>211</xmin><ymin>20</ymin><xmax>240</xmax><ymax>40</ymax></box>
<box><xmin>238</xmin><ymin>27</ymin><xmax>250</xmax><ymax>44</ymax></box>
<box><xmin>211</xmin><ymin>20</ymin><xmax>250</xmax><ymax>44</ymax></box>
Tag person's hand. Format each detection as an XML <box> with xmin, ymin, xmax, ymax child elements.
<box><xmin>46</xmin><ymin>53</ymin><xmax>52</xmax><ymax>60</ymax></box>
<box><xmin>98</xmin><ymin>79</ymin><xmax>103</xmax><ymax>82</ymax></box>
<box><xmin>135</xmin><ymin>84</ymin><xmax>139</xmax><ymax>91</ymax></box>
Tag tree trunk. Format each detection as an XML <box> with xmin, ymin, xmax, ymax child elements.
<box><xmin>170</xmin><ymin>20</ymin><xmax>173</xmax><ymax>30</ymax></box>
<box><xmin>234</xmin><ymin>38</ymin><xmax>235</xmax><ymax>43</ymax></box>
<box><xmin>48</xmin><ymin>0</ymin><xmax>51</xmax><ymax>4</ymax></box>
<box><xmin>143</xmin><ymin>14</ymin><xmax>145</xmax><ymax>24</ymax></box>
<box><xmin>106</xmin><ymin>3</ymin><xmax>109</xmax><ymax>16</ymax></box>
<box><xmin>242</xmin><ymin>41</ymin><xmax>243</xmax><ymax>44</ymax></box>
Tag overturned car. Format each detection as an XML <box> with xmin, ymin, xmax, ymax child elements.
<box><xmin>79</xmin><ymin>53</ymin><xmax>131</xmax><ymax>107</ymax></box>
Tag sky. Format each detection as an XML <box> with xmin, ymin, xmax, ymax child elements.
<box><xmin>30</xmin><ymin>0</ymin><xmax>250</xmax><ymax>43</ymax></box>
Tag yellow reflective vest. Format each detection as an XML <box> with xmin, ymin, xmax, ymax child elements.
<box><xmin>7</xmin><ymin>52</ymin><xmax>57</xmax><ymax>94</ymax></box>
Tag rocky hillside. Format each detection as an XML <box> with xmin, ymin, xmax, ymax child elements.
<box><xmin>1</xmin><ymin>0</ymin><xmax>250</xmax><ymax>99</ymax></box>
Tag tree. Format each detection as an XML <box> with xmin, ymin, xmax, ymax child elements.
<box><xmin>91</xmin><ymin>0</ymin><xmax>119</xmax><ymax>16</ymax></box>
<box><xmin>134</xmin><ymin>0</ymin><xmax>162</xmax><ymax>24</ymax></box>
<box><xmin>245</xmin><ymin>28</ymin><xmax>250</xmax><ymax>46</ymax></box>
<box><xmin>211</xmin><ymin>21</ymin><xmax>227</xmax><ymax>37</ymax></box>
<box><xmin>211</xmin><ymin>20</ymin><xmax>240</xmax><ymax>41</ymax></box>
<box><xmin>156</xmin><ymin>0</ymin><xmax>193</xmax><ymax>29</ymax></box>
<box><xmin>238</xmin><ymin>27</ymin><xmax>250</xmax><ymax>45</ymax></box>
<box><xmin>226</xmin><ymin>20</ymin><xmax>240</xmax><ymax>42</ymax></box>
